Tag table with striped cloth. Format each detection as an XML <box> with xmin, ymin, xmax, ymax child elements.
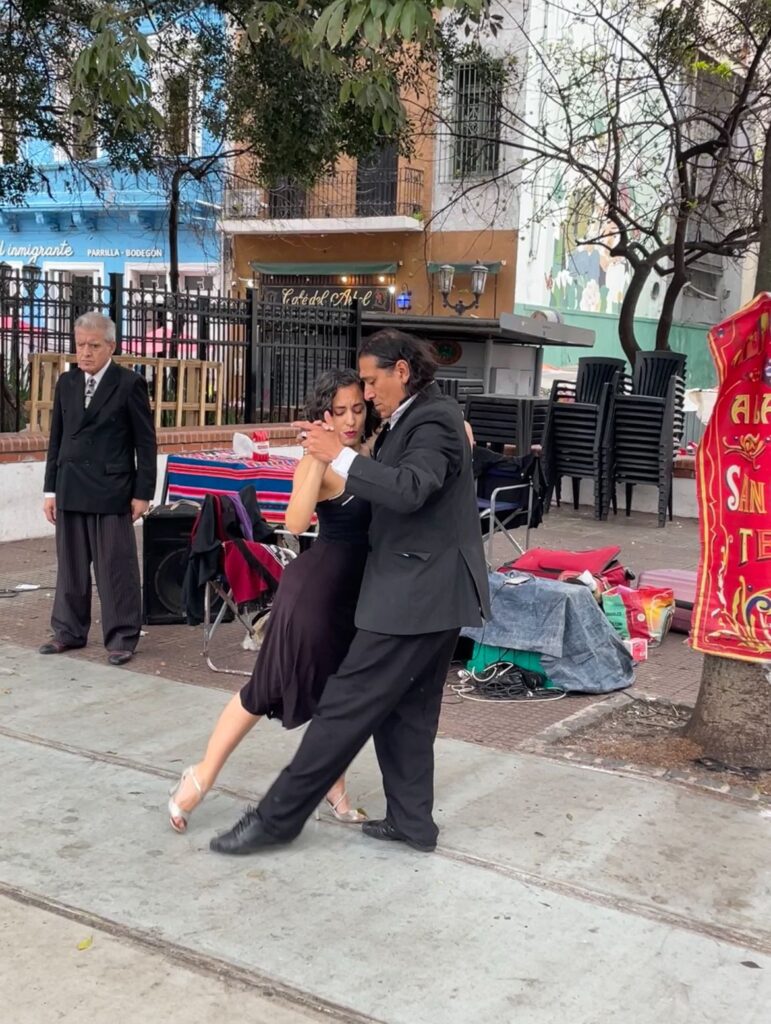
<box><xmin>165</xmin><ymin>450</ymin><xmax>300</xmax><ymax>526</ymax></box>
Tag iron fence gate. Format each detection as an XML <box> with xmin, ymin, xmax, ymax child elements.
<box><xmin>251</xmin><ymin>300</ymin><xmax>360</xmax><ymax>423</ymax></box>
<box><xmin>0</xmin><ymin>267</ymin><xmax>360</xmax><ymax>432</ymax></box>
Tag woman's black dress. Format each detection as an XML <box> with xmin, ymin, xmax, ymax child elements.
<box><xmin>239</xmin><ymin>491</ymin><xmax>370</xmax><ymax>729</ymax></box>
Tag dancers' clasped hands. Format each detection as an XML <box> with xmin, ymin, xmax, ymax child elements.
<box><xmin>292</xmin><ymin>412</ymin><xmax>343</xmax><ymax>464</ymax></box>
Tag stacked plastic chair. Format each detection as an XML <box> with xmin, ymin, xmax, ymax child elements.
<box><xmin>465</xmin><ymin>394</ymin><xmax>535</xmax><ymax>455</ymax></box>
<box><xmin>543</xmin><ymin>357</ymin><xmax>626</xmax><ymax>519</ymax></box>
<box><xmin>611</xmin><ymin>351</ymin><xmax>686</xmax><ymax>527</ymax></box>
<box><xmin>531</xmin><ymin>399</ymin><xmax>549</xmax><ymax>447</ymax></box>
<box><xmin>435</xmin><ymin>376</ymin><xmax>485</xmax><ymax>402</ymax></box>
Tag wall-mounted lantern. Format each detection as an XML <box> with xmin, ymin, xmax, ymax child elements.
<box><xmin>438</xmin><ymin>262</ymin><xmax>489</xmax><ymax>316</ymax></box>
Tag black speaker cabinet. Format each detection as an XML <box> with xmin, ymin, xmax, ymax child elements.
<box><xmin>142</xmin><ymin>503</ymin><xmax>198</xmax><ymax>625</ymax></box>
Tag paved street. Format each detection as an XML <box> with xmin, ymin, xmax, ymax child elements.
<box><xmin>2</xmin><ymin>640</ymin><xmax>770</xmax><ymax>1023</ymax></box>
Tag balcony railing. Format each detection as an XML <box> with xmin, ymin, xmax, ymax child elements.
<box><xmin>224</xmin><ymin>167</ymin><xmax>424</xmax><ymax>221</ymax></box>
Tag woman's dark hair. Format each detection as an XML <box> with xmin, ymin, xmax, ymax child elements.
<box><xmin>357</xmin><ymin>328</ymin><xmax>437</xmax><ymax>396</ymax></box>
<box><xmin>302</xmin><ymin>367</ymin><xmax>378</xmax><ymax>437</ymax></box>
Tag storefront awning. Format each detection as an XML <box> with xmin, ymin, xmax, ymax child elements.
<box><xmin>249</xmin><ymin>261</ymin><xmax>398</xmax><ymax>276</ymax></box>
<box><xmin>426</xmin><ymin>261</ymin><xmax>503</xmax><ymax>275</ymax></box>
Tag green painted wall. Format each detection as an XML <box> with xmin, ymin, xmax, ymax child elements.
<box><xmin>516</xmin><ymin>305</ymin><xmax>717</xmax><ymax>388</ymax></box>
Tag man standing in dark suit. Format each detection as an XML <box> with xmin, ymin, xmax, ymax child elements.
<box><xmin>211</xmin><ymin>328</ymin><xmax>489</xmax><ymax>855</ymax></box>
<box><xmin>40</xmin><ymin>312</ymin><xmax>157</xmax><ymax>666</ymax></box>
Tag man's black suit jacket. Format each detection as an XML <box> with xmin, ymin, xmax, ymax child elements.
<box><xmin>344</xmin><ymin>382</ymin><xmax>490</xmax><ymax>635</ymax></box>
<box><xmin>44</xmin><ymin>362</ymin><xmax>157</xmax><ymax>514</ymax></box>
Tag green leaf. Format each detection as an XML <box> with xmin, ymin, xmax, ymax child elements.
<box><xmin>400</xmin><ymin>2</ymin><xmax>417</xmax><ymax>41</ymax></box>
<box><xmin>326</xmin><ymin>1</ymin><xmax>347</xmax><ymax>49</ymax></box>
<box><xmin>385</xmin><ymin>0</ymin><xmax>405</xmax><ymax>36</ymax></box>
<box><xmin>310</xmin><ymin>3</ymin><xmax>337</xmax><ymax>46</ymax></box>
<box><xmin>363</xmin><ymin>15</ymin><xmax>383</xmax><ymax>48</ymax></box>
<box><xmin>342</xmin><ymin>3</ymin><xmax>367</xmax><ymax>45</ymax></box>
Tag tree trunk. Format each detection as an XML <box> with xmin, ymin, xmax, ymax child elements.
<box><xmin>168</xmin><ymin>167</ymin><xmax>182</xmax><ymax>298</ymax></box>
<box><xmin>655</xmin><ymin>270</ymin><xmax>686</xmax><ymax>350</ymax></box>
<box><xmin>167</xmin><ymin>167</ymin><xmax>185</xmax><ymax>352</ymax></box>
<box><xmin>617</xmin><ymin>263</ymin><xmax>650</xmax><ymax>364</ymax></box>
<box><xmin>685</xmin><ymin>654</ymin><xmax>771</xmax><ymax>769</ymax></box>
<box><xmin>754</xmin><ymin>119</ymin><xmax>771</xmax><ymax>293</ymax></box>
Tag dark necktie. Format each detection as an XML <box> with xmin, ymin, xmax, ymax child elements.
<box><xmin>373</xmin><ymin>422</ymin><xmax>390</xmax><ymax>459</ymax></box>
<box><xmin>84</xmin><ymin>376</ymin><xmax>97</xmax><ymax>409</ymax></box>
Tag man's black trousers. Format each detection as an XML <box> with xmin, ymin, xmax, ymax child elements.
<box><xmin>257</xmin><ymin>627</ymin><xmax>460</xmax><ymax>847</ymax></box>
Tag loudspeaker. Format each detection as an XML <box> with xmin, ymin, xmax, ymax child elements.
<box><xmin>142</xmin><ymin>503</ymin><xmax>198</xmax><ymax>625</ymax></box>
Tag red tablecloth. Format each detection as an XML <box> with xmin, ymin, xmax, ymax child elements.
<box><xmin>165</xmin><ymin>450</ymin><xmax>300</xmax><ymax>526</ymax></box>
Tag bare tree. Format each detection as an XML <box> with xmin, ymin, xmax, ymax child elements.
<box><xmin>428</xmin><ymin>0</ymin><xmax>771</xmax><ymax>362</ymax></box>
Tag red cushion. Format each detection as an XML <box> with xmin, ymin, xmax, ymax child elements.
<box><xmin>501</xmin><ymin>546</ymin><xmax>622</xmax><ymax>577</ymax></box>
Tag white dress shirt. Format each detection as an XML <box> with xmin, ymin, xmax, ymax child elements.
<box><xmin>330</xmin><ymin>394</ymin><xmax>417</xmax><ymax>480</ymax></box>
<box><xmin>44</xmin><ymin>361</ymin><xmax>113</xmax><ymax>499</ymax></box>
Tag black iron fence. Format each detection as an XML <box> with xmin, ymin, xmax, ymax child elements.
<box><xmin>0</xmin><ymin>268</ymin><xmax>359</xmax><ymax>432</ymax></box>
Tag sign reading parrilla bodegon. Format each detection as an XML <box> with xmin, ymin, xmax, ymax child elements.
<box><xmin>87</xmin><ymin>247</ymin><xmax>163</xmax><ymax>258</ymax></box>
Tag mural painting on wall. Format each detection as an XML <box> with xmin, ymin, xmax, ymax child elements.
<box><xmin>544</xmin><ymin>186</ymin><xmax>633</xmax><ymax>316</ymax></box>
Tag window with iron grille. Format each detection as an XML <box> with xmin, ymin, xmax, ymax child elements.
<box><xmin>447</xmin><ymin>62</ymin><xmax>503</xmax><ymax>180</ymax></box>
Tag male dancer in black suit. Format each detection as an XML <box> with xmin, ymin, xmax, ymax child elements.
<box><xmin>211</xmin><ymin>328</ymin><xmax>489</xmax><ymax>855</ymax></box>
<box><xmin>40</xmin><ymin>312</ymin><xmax>157</xmax><ymax>666</ymax></box>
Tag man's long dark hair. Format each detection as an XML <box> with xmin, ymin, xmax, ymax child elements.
<box><xmin>358</xmin><ymin>329</ymin><xmax>437</xmax><ymax>397</ymax></box>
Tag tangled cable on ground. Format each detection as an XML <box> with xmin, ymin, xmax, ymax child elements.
<box><xmin>452</xmin><ymin>663</ymin><xmax>566</xmax><ymax>703</ymax></box>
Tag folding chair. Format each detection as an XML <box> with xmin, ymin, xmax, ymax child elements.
<box><xmin>182</xmin><ymin>489</ymin><xmax>297</xmax><ymax>676</ymax></box>
<box><xmin>202</xmin><ymin>538</ymin><xmax>294</xmax><ymax>676</ymax></box>
<box><xmin>474</xmin><ymin>451</ymin><xmax>545</xmax><ymax>566</ymax></box>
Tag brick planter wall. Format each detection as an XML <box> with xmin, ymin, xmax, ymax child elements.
<box><xmin>0</xmin><ymin>424</ymin><xmax>298</xmax><ymax>464</ymax></box>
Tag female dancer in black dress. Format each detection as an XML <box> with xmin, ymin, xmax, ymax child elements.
<box><xmin>168</xmin><ymin>368</ymin><xmax>373</xmax><ymax>831</ymax></box>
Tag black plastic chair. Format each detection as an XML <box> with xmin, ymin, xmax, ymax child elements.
<box><xmin>436</xmin><ymin>377</ymin><xmax>485</xmax><ymax>402</ymax></box>
<box><xmin>611</xmin><ymin>374</ymin><xmax>680</xmax><ymax>527</ymax></box>
<box><xmin>531</xmin><ymin>399</ymin><xmax>549</xmax><ymax>447</ymax></box>
<box><xmin>543</xmin><ymin>376</ymin><xmax>618</xmax><ymax>519</ymax></box>
<box><xmin>574</xmin><ymin>357</ymin><xmax>627</xmax><ymax>404</ymax></box>
<box><xmin>465</xmin><ymin>394</ymin><xmax>533</xmax><ymax>454</ymax></box>
<box><xmin>632</xmin><ymin>351</ymin><xmax>687</xmax><ymax>398</ymax></box>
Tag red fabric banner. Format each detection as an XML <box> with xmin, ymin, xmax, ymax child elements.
<box><xmin>691</xmin><ymin>293</ymin><xmax>771</xmax><ymax>662</ymax></box>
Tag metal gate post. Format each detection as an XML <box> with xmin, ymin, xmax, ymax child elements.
<box><xmin>109</xmin><ymin>273</ymin><xmax>124</xmax><ymax>354</ymax></box>
<box><xmin>245</xmin><ymin>289</ymin><xmax>259</xmax><ymax>423</ymax></box>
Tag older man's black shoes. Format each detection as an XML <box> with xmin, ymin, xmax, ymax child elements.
<box><xmin>39</xmin><ymin>641</ymin><xmax>80</xmax><ymax>655</ymax></box>
<box><xmin>209</xmin><ymin>808</ymin><xmax>291</xmax><ymax>855</ymax></box>
<box><xmin>361</xmin><ymin>818</ymin><xmax>436</xmax><ymax>853</ymax></box>
<box><xmin>107</xmin><ymin>651</ymin><xmax>133</xmax><ymax>666</ymax></box>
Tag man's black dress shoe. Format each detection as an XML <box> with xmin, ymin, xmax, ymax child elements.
<box><xmin>39</xmin><ymin>641</ymin><xmax>78</xmax><ymax>655</ymax></box>
<box><xmin>209</xmin><ymin>807</ymin><xmax>291</xmax><ymax>855</ymax></box>
<box><xmin>361</xmin><ymin>818</ymin><xmax>436</xmax><ymax>853</ymax></box>
<box><xmin>107</xmin><ymin>651</ymin><xmax>133</xmax><ymax>666</ymax></box>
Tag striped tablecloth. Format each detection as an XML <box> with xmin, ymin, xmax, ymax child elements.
<box><xmin>165</xmin><ymin>450</ymin><xmax>299</xmax><ymax>525</ymax></box>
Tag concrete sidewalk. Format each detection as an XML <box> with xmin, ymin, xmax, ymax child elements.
<box><xmin>1</xmin><ymin>641</ymin><xmax>770</xmax><ymax>1023</ymax></box>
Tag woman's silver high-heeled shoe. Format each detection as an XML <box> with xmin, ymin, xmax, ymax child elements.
<box><xmin>168</xmin><ymin>766</ymin><xmax>205</xmax><ymax>833</ymax></box>
<box><xmin>314</xmin><ymin>792</ymin><xmax>368</xmax><ymax>824</ymax></box>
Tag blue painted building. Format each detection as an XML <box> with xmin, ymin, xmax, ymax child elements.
<box><xmin>0</xmin><ymin>146</ymin><xmax>221</xmax><ymax>296</ymax></box>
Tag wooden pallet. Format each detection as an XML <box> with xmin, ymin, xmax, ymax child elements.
<box><xmin>28</xmin><ymin>353</ymin><xmax>224</xmax><ymax>433</ymax></box>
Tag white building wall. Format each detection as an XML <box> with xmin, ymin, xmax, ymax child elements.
<box><xmin>431</xmin><ymin>1</ymin><xmax>527</xmax><ymax>235</ymax></box>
